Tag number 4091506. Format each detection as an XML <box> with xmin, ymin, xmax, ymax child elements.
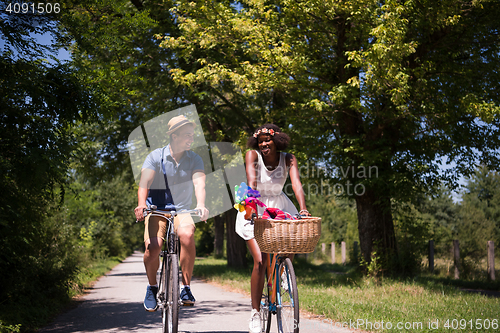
<box><xmin>5</xmin><ymin>2</ymin><xmax>61</xmax><ymax>14</ymax></box>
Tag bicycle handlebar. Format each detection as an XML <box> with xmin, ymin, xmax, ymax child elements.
<box><xmin>135</xmin><ymin>205</ymin><xmax>202</xmax><ymax>223</ymax></box>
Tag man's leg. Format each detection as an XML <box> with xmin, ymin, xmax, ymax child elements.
<box><xmin>144</xmin><ymin>236</ymin><xmax>163</xmax><ymax>285</ymax></box>
<box><xmin>178</xmin><ymin>224</ymin><xmax>196</xmax><ymax>286</ymax></box>
<box><xmin>175</xmin><ymin>213</ymin><xmax>196</xmax><ymax>305</ymax></box>
<box><xmin>143</xmin><ymin>215</ymin><xmax>166</xmax><ymax>311</ymax></box>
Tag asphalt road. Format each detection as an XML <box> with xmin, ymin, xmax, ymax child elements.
<box><xmin>39</xmin><ymin>251</ymin><xmax>353</xmax><ymax>333</ymax></box>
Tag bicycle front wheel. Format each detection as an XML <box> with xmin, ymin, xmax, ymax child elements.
<box><xmin>277</xmin><ymin>257</ymin><xmax>299</xmax><ymax>333</ymax></box>
<box><xmin>163</xmin><ymin>254</ymin><xmax>179</xmax><ymax>333</ymax></box>
<box><xmin>260</xmin><ymin>271</ymin><xmax>272</xmax><ymax>333</ymax></box>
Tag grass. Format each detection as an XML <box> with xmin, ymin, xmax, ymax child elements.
<box><xmin>193</xmin><ymin>257</ymin><xmax>500</xmax><ymax>332</ymax></box>
<box><xmin>421</xmin><ymin>257</ymin><xmax>500</xmax><ymax>282</ymax></box>
<box><xmin>69</xmin><ymin>256</ymin><xmax>124</xmax><ymax>298</ymax></box>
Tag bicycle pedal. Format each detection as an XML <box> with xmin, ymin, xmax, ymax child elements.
<box><xmin>182</xmin><ymin>302</ymin><xmax>195</xmax><ymax>307</ymax></box>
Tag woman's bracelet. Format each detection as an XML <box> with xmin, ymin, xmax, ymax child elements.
<box><xmin>299</xmin><ymin>209</ymin><xmax>309</xmax><ymax>215</ymax></box>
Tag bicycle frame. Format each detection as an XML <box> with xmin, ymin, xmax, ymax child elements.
<box><xmin>265</xmin><ymin>253</ymin><xmax>283</xmax><ymax>306</ymax></box>
<box><xmin>156</xmin><ymin>211</ymin><xmax>177</xmax><ymax>293</ymax></box>
<box><xmin>144</xmin><ymin>207</ymin><xmax>200</xmax><ymax>333</ymax></box>
<box><xmin>147</xmin><ymin>210</ymin><xmax>178</xmax><ymax>333</ymax></box>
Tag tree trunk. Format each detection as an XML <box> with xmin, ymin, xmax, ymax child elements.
<box><xmin>224</xmin><ymin>209</ymin><xmax>247</xmax><ymax>267</ymax></box>
<box><xmin>213</xmin><ymin>214</ymin><xmax>224</xmax><ymax>258</ymax></box>
<box><xmin>355</xmin><ymin>189</ymin><xmax>397</xmax><ymax>270</ymax></box>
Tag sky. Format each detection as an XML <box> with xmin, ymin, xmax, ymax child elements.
<box><xmin>36</xmin><ymin>31</ymin><xmax>72</xmax><ymax>61</ymax></box>
<box><xmin>0</xmin><ymin>29</ymin><xmax>71</xmax><ymax>62</ymax></box>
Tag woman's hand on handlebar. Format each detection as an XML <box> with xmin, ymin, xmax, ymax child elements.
<box><xmin>299</xmin><ymin>209</ymin><xmax>311</xmax><ymax>217</ymax></box>
<box><xmin>195</xmin><ymin>206</ymin><xmax>209</xmax><ymax>221</ymax></box>
<box><xmin>134</xmin><ymin>204</ymin><xmax>148</xmax><ymax>221</ymax></box>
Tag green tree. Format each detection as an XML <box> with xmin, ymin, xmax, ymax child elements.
<box><xmin>308</xmin><ymin>194</ymin><xmax>358</xmax><ymax>245</ymax></box>
<box><xmin>158</xmin><ymin>0</ymin><xmax>500</xmax><ymax>271</ymax></box>
<box><xmin>58</xmin><ymin>0</ymin><xmax>253</xmax><ymax>266</ymax></box>
<box><xmin>0</xmin><ymin>3</ymin><xmax>99</xmax><ymax>328</ymax></box>
<box><xmin>63</xmin><ymin>169</ymin><xmax>142</xmax><ymax>259</ymax></box>
<box><xmin>414</xmin><ymin>186</ymin><xmax>458</xmax><ymax>256</ymax></box>
<box><xmin>458</xmin><ymin>167</ymin><xmax>499</xmax><ymax>258</ymax></box>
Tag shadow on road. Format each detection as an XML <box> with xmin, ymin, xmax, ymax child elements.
<box><xmin>39</xmin><ymin>252</ymin><xmax>255</xmax><ymax>333</ymax></box>
<box><xmin>180</xmin><ymin>299</ymin><xmax>249</xmax><ymax>319</ymax></box>
<box><xmin>40</xmin><ymin>298</ymin><xmax>251</xmax><ymax>332</ymax></box>
<box><xmin>39</xmin><ymin>300</ymin><xmax>158</xmax><ymax>332</ymax></box>
<box><xmin>106</xmin><ymin>272</ymin><xmax>148</xmax><ymax>277</ymax></box>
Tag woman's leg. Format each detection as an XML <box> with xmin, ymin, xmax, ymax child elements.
<box><xmin>247</xmin><ymin>238</ymin><xmax>268</xmax><ymax>311</ymax></box>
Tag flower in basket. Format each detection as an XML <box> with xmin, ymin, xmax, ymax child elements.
<box><xmin>243</xmin><ymin>196</ymin><xmax>266</xmax><ymax>219</ymax></box>
<box><xmin>234</xmin><ymin>182</ymin><xmax>266</xmax><ymax>219</ymax></box>
<box><xmin>234</xmin><ymin>182</ymin><xmax>249</xmax><ymax>212</ymax></box>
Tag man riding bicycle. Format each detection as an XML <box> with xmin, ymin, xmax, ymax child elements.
<box><xmin>134</xmin><ymin>115</ymin><xmax>209</xmax><ymax>312</ymax></box>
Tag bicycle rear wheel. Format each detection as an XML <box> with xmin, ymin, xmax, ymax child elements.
<box><xmin>162</xmin><ymin>254</ymin><xmax>179</xmax><ymax>333</ymax></box>
<box><xmin>260</xmin><ymin>271</ymin><xmax>272</xmax><ymax>333</ymax></box>
<box><xmin>277</xmin><ymin>258</ymin><xmax>299</xmax><ymax>333</ymax></box>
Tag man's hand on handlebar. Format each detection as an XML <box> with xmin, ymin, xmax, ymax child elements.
<box><xmin>195</xmin><ymin>206</ymin><xmax>209</xmax><ymax>221</ymax></box>
<box><xmin>134</xmin><ymin>204</ymin><xmax>148</xmax><ymax>221</ymax></box>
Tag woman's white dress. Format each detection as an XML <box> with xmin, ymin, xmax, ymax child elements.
<box><xmin>235</xmin><ymin>151</ymin><xmax>299</xmax><ymax>240</ymax></box>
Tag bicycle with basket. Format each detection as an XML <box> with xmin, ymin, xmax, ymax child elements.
<box><xmin>235</xmin><ymin>183</ymin><xmax>321</xmax><ymax>333</ymax></box>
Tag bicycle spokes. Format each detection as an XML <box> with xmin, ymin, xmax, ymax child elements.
<box><xmin>277</xmin><ymin>258</ymin><xmax>299</xmax><ymax>333</ymax></box>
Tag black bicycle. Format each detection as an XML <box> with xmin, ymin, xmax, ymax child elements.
<box><xmin>142</xmin><ymin>205</ymin><xmax>200</xmax><ymax>333</ymax></box>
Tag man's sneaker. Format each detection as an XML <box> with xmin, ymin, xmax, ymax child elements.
<box><xmin>249</xmin><ymin>308</ymin><xmax>261</xmax><ymax>333</ymax></box>
<box><xmin>180</xmin><ymin>286</ymin><xmax>195</xmax><ymax>306</ymax></box>
<box><xmin>144</xmin><ymin>285</ymin><xmax>158</xmax><ymax>312</ymax></box>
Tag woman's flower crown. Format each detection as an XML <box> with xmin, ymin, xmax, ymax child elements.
<box><xmin>253</xmin><ymin>128</ymin><xmax>280</xmax><ymax>138</ymax></box>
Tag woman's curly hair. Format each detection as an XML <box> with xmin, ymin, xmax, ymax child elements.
<box><xmin>247</xmin><ymin>124</ymin><xmax>290</xmax><ymax>151</ymax></box>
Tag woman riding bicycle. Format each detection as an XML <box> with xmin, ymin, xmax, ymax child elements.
<box><xmin>235</xmin><ymin>124</ymin><xmax>311</xmax><ymax>333</ymax></box>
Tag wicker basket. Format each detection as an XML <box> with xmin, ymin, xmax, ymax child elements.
<box><xmin>253</xmin><ymin>217</ymin><xmax>321</xmax><ymax>254</ymax></box>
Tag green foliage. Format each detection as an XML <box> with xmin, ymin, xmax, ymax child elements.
<box><xmin>64</xmin><ymin>169</ymin><xmax>142</xmax><ymax>259</ymax></box>
<box><xmin>416</xmin><ymin>186</ymin><xmax>459</xmax><ymax>259</ymax></box>
<box><xmin>458</xmin><ymin>166</ymin><xmax>500</xmax><ymax>257</ymax></box>
<box><xmin>308</xmin><ymin>194</ymin><xmax>358</xmax><ymax>244</ymax></box>
<box><xmin>393</xmin><ymin>201</ymin><xmax>432</xmax><ymax>276</ymax></box>
<box><xmin>306</xmin><ymin>193</ymin><xmax>359</xmax><ymax>263</ymax></box>
<box><xmin>0</xmin><ymin>4</ymin><xmax>143</xmax><ymax>329</ymax></box>
<box><xmin>35</xmin><ymin>0</ymin><xmax>500</xmax><ymax>284</ymax></box>
<box><xmin>194</xmin><ymin>219</ymin><xmax>215</xmax><ymax>257</ymax></box>
<box><xmin>163</xmin><ymin>0</ymin><xmax>500</xmax><ymax>190</ymax></box>
<box><xmin>403</xmin><ymin>167</ymin><xmax>500</xmax><ymax>281</ymax></box>
<box><xmin>58</xmin><ymin>0</ymin><xmax>192</xmax><ymax>182</ymax></box>
<box><xmin>0</xmin><ymin>321</ymin><xmax>21</xmax><ymax>333</ymax></box>
<box><xmin>0</xmin><ymin>199</ymin><xmax>81</xmax><ymax>330</ymax></box>
<box><xmin>0</xmin><ymin>9</ymin><xmax>100</xmax><ymax>329</ymax></box>
<box><xmin>360</xmin><ymin>251</ymin><xmax>383</xmax><ymax>284</ymax></box>
<box><xmin>158</xmin><ymin>0</ymin><xmax>500</xmax><ymax>270</ymax></box>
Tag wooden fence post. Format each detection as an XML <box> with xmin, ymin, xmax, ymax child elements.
<box><xmin>341</xmin><ymin>241</ymin><xmax>346</xmax><ymax>265</ymax></box>
<box><xmin>331</xmin><ymin>242</ymin><xmax>335</xmax><ymax>264</ymax></box>
<box><xmin>453</xmin><ymin>240</ymin><xmax>460</xmax><ymax>279</ymax></box>
<box><xmin>488</xmin><ymin>241</ymin><xmax>495</xmax><ymax>281</ymax></box>
<box><xmin>429</xmin><ymin>240</ymin><xmax>434</xmax><ymax>273</ymax></box>
<box><xmin>321</xmin><ymin>243</ymin><xmax>326</xmax><ymax>255</ymax></box>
